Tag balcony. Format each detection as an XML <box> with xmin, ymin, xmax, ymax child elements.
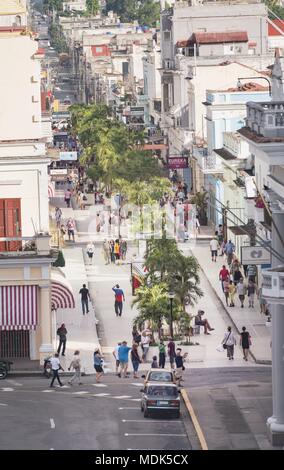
<box><xmin>0</xmin><ymin>235</ymin><xmax>57</xmax><ymax>259</ymax></box>
<box><xmin>262</xmin><ymin>267</ymin><xmax>284</xmax><ymax>304</ymax></box>
<box><xmin>246</xmin><ymin>101</ymin><xmax>284</xmax><ymax>139</ymax></box>
<box><xmin>194</xmin><ymin>147</ymin><xmax>224</xmax><ymax>174</ymax></box>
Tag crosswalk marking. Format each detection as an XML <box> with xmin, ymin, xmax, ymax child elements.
<box><xmin>113</xmin><ymin>395</ymin><xmax>132</xmax><ymax>399</ymax></box>
<box><xmin>0</xmin><ymin>388</ymin><xmax>14</xmax><ymax>392</ymax></box>
<box><xmin>92</xmin><ymin>383</ymin><xmax>107</xmax><ymax>388</ymax></box>
<box><xmin>42</xmin><ymin>390</ymin><xmax>55</xmax><ymax>393</ymax></box>
<box><xmin>72</xmin><ymin>391</ymin><xmax>89</xmax><ymax>395</ymax></box>
<box><xmin>130</xmin><ymin>398</ymin><xmax>141</xmax><ymax>402</ymax></box>
<box><xmin>92</xmin><ymin>393</ymin><xmax>110</xmax><ymax>397</ymax></box>
<box><xmin>131</xmin><ymin>383</ymin><xmax>143</xmax><ymax>387</ymax></box>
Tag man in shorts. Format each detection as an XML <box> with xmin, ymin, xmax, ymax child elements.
<box><xmin>210</xmin><ymin>236</ymin><xmax>219</xmax><ymax>262</ymax></box>
<box><xmin>118</xmin><ymin>341</ymin><xmax>131</xmax><ymax>378</ymax></box>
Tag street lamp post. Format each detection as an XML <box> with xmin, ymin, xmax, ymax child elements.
<box><xmin>168</xmin><ymin>292</ymin><xmax>175</xmax><ymax>339</ymax></box>
<box><xmin>237</xmin><ymin>77</ymin><xmax>271</xmax><ymax>96</ymax></box>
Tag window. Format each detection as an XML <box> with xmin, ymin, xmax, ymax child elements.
<box><xmin>96</xmin><ymin>47</ymin><xmax>103</xmax><ymax>53</ymax></box>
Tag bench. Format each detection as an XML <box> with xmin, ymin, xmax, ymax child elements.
<box><xmin>192</xmin><ymin>324</ymin><xmax>200</xmax><ymax>335</ymax></box>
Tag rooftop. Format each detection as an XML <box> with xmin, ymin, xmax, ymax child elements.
<box><xmin>208</xmin><ymin>82</ymin><xmax>268</xmax><ymax>93</ymax></box>
<box><xmin>268</xmin><ymin>19</ymin><xmax>284</xmax><ymax>37</ymax></box>
<box><xmin>239</xmin><ymin>127</ymin><xmax>284</xmax><ymax>143</ymax></box>
<box><xmin>177</xmin><ymin>31</ymin><xmax>248</xmax><ymax>47</ymax></box>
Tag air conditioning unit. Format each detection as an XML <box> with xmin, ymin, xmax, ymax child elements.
<box><xmin>32</xmin><ymin>115</ymin><xmax>40</xmax><ymax>123</ymax></box>
<box><xmin>31</xmin><ymin>75</ymin><xmax>39</xmax><ymax>83</ymax></box>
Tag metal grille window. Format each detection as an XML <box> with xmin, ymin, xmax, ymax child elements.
<box><xmin>0</xmin><ymin>330</ymin><xmax>30</xmax><ymax>358</ymax></box>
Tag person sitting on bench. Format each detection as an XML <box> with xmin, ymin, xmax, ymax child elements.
<box><xmin>195</xmin><ymin>310</ymin><xmax>215</xmax><ymax>335</ymax></box>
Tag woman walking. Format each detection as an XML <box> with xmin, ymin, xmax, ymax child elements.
<box><xmin>93</xmin><ymin>349</ymin><xmax>104</xmax><ymax>382</ymax></box>
<box><xmin>240</xmin><ymin>326</ymin><xmax>251</xmax><ymax>361</ymax></box>
<box><xmin>228</xmin><ymin>280</ymin><xmax>236</xmax><ymax>307</ymax></box>
<box><xmin>68</xmin><ymin>350</ymin><xmax>82</xmax><ymax>385</ymax></box>
<box><xmin>102</xmin><ymin>239</ymin><xmax>110</xmax><ymax>265</ymax></box>
<box><xmin>114</xmin><ymin>239</ymin><xmax>120</xmax><ymax>263</ymax></box>
<box><xmin>222</xmin><ymin>326</ymin><xmax>237</xmax><ymax>360</ymax></box>
<box><xmin>131</xmin><ymin>343</ymin><xmax>141</xmax><ymax>379</ymax></box>
<box><xmin>223</xmin><ymin>277</ymin><xmax>230</xmax><ymax>306</ymax></box>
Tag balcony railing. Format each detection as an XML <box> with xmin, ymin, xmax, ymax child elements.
<box><xmin>0</xmin><ymin>235</ymin><xmax>53</xmax><ymax>257</ymax></box>
<box><xmin>246</xmin><ymin>101</ymin><xmax>284</xmax><ymax>138</ymax></box>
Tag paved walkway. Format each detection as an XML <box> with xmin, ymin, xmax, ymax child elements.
<box><xmin>189</xmin><ymin>240</ymin><xmax>271</xmax><ymax>364</ymax></box>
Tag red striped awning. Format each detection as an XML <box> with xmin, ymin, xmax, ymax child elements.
<box><xmin>0</xmin><ymin>286</ymin><xmax>38</xmax><ymax>331</ymax></box>
<box><xmin>48</xmin><ymin>182</ymin><xmax>55</xmax><ymax>198</ymax></box>
<box><xmin>51</xmin><ymin>270</ymin><xmax>75</xmax><ymax>310</ymax></box>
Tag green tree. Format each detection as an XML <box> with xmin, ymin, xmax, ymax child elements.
<box><xmin>52</xmin><ymin>251</ymin><xmax>65</xmax><ymax>267</ymax></box>
<box><xmin>166</xmin><ymin>253</ymin><xmax>203</xmax><ymax>309</ymax></box>
<box><xmin>145</xmin><ymin>237</ymin><xmax>180</xmax><ymax>282</ymax></box>
<box><xmin>265</xmin><ymin>0</ymin><xmax>284</xmax><ymax>19</ymax></box>
<box><xmin>86</xmin><ymin>0</ymin><xmax>100</xmax><ymax>15</ymax></box>
<box><xmin>132</xmin><ymin>283</ymin><xmax>180</xmax><ymax>339</ymax></box>
<box><xmin>191</xmin><ymin>190</ymin><xmax>208</xmax><ymax>225</ymax></box>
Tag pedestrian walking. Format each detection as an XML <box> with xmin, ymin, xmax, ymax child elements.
<box><xmin>158</xmin><ymin>340</ymin><xmax>166</xmax><ymax>368</ymax></box>
<box><xmin>55</xmin><ymin>207</ymin><xmax>62</xmax><ymax>228</ymax></box>
<box><xmin>57</xmin><ymin>323</ymin><xmax>67</xmax><ymax>356</ymax></box>
<box><xmin>240</xmin><ymin>326</ymin><xmax>251</xmax><ymax>361</ymax></box>
<box><xmin>258</xmin><ymin>287</ymin><xmax>267</xmax><ymax>314</ymax></box>
<box><xmin>141</xmin><ymin>330</ymin><xmax>151</xmax><ymax>361</ymax></box>
<box><xmin>102</xmin><ymin>240</ymin><xmax>110</xmax><ymax>265</ymax></box>
<box><xmin>247</xmin><ymin>264</ymin><xmax>257</xmax><ymax>282</ymax></box>
<box><xmin>68</xmin><ymin>350</ymin><xmax>82</xmax><ymax>385</ymax></box>
<box><xmin>247</xmin><ymin>279</ymin><xmax>258</xmax><ymax>308</ymax></box>
<box><xmin>79</xmin><ymin>284</ymin><xmax>91</xmax><ymax>314</ymax></box>
<box><xmin>222</xmin><ymin>326</ymin><xmax>237</xmax><ymax>360</ymax></box>
<box><xmin>67</xmin><ymin>217</ymin><xmax>75</xmax><ymax>242</ymax></box>
<box><xmin>233</xmin><ymin>267</ymin><xmax>243</xmax><ymax>286</ymax></box>
<box><xmin>86</xmin><ymin>242</ymin><xmax>95</xmax><ymax>265</ymax></box>
<box><xmin>174</xmin><ymin>348</ymin><xmax>188</xmax><ymax>386</ymax></box>
<box><xmin>219</xmin><ymin>265</ymin><xmax>230</xmax><ymax>292</ymax></box>
<box><xmin>109</xmin><ymin>240</ymin><xmax>115</xmax><ymax>263</ymax></box>
<box><xmin>114</xmin><ymin>239</ymin><xmax>120</xmax><ymax>262</ymax></box>
<box><xmin>118</xmin><ymin>341</ymin><xmax>131</xmax><ymax>378</ymax></box>
<box><xmin>224</xmin><ymin>240</ymin><xmax>235</xmax><ymax>266</ymax></box>
<box><xmin>151</xmin><ymin>356</ymin><xmax>158</xmax><ymax>368</ymax></box>
<box><xmin>194</xmin><ymin>310</ymin><xmax>214</xmax><ymax>334</ymax></box>
<box><xmin>50</xmin><ymin>353</ymin><xmax>64</xmax><ymax>388</ymax></box>
<box><xmin>167</xmin><ymin>338</ymin><xmax>176</xmax><ymax>369</ymax></box>
<box><xmin>60</xmin><ymin>223</ymin><xmax>66</xmax><ymax>247</ymax></box>
<box><xmin>131</xmin><ymin>343</ymin><xmax>142</xmax><ymax>379</ymax></box>
<box><xmin>64</xmin><ymin>188</ymin><xmax>72</xmax><ymax>208</ymax></box>
<box><xmin>81</xmin><ymin>191</ymin><xmax>88</xmax><ymax>210</ymax></box>
<box><xmin>112</xmin><ymin>342</ymin><xmax>121</xmax><ymax>376</ymax></box>
<box><xmin>94</xmin><ymin>349</ymin><xmax>104</xmax><ymax>382</ymax></box>
<box><xmin>223</xmin><ymin>277</ymin><xmax>230</xmax><ymax>306</ymax></box>
<box><xmin>210</xmin><ymin>237</ymin><xmax>219</xmax><ymax>262</ymax></box>
<box><xmin>132</xmin><ymin>326</ymin><xmax>141</xmax><ymax>345</ymax></box>
<box><xmin>121</xmin><ymin>239</ymin><xmax>127</xmax><ymax>260</ymax></box>
<box><xmin>236</xmin><ymin>278</ymin><xmax>246</xmax><ymax>308</ymax></box>
<box><xmin>228</xmin><ymin>280</ymin><xmax>236</xmax><ymax>307</ymax></box>
<box><xmin>112</xmin><ymin>284</ymin><xmax>125</xmax><ymax>317</ymax></box>
<box><xmin>96</xmin><ymin>213</ymin><xmax>101</xmax><ymax>233</ymax></box>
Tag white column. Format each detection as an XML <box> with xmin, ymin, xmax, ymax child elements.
<box><xmin>39</xmin><ymin>285</ymin><xmax>53</xmax><ymax>364</ymax></box>
<box><xmin>267</xmin><ymin>211</ymin><xmax>284</xmax><ymax>446</ymax></box>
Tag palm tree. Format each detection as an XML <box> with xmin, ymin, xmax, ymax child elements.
<box><xmin>166</xmin><ymin>253</ymin><xmax>203</xmax><ymax>309</ymax></box>
<box><xmin>145</xmin><ymin>237</ymin><xmax>179</xmax><ymax>282</ymax></box>
<box><xmin>132</xmin><ymin>283</ymin><xmax>180</xmax><ymax>339</ymax></box>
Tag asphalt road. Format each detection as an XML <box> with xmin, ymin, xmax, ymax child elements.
<box><xmin>0</xmin><ymin>375</ymin><xmax>192</xmax><ymax>450</ymax></box>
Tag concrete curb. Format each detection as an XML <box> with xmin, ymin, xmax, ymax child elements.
<box><xmin>181</xmin><ymin>388</ymin><xmax>208</xmax><ymax>450</ymax></box>
<box><xmin>197</xmin><ymin>260</ymin><xmax>272</xmax><ymax>365</ymax></box>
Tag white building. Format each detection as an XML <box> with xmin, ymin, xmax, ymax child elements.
<box><xmin>0</xmin><ymin>0</ymin><xmax>27</xmax><ymax>27</ymax></box>
<box><xmin>63</xmin><ymin>0</ymin><xmax>87</xmax><ymax>12</ymax></box>
<box><xmin>238</xmin><ymin>50</ymin><xmax>284</xmax><ymax>447</ymax></box>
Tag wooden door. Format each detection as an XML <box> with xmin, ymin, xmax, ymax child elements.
<box><xmin>0</xmin><ymin>199</ymin><xmax>21</xmax><ymax>251</ymax></box>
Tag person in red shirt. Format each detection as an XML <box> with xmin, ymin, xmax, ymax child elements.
<box><xmin>219</xmin><ymin>265</ymin><xmax>230</xmax><ymax>292</ymax></box>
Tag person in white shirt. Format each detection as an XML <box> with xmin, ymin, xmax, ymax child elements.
<box><xmin>50</xmin><ymin>353</ymin><xmax>64</xmax><ymax>387</ymax></box>
<box><xmin>112</xmin><ymin>342</ymin><xmax>122</xmax><ymax>375</ymax></box>
<box><xmin>209</xmin><ymin>237</ymin><xmax>219</xmax><ymax>262</ymax></box>
<box><xmin>222</xmin><ymin>326</ymin><xmax>237</xmax><ymax>360</ymax></box>
<box><xmin>68</xmin><ymin>350</ymin><xmax>82</xmax><ymax>385</ymax></box>
<box><xmin>86</xmin><ymin>242</ymin><xmax>95</xmax><ymax>265</ymax></box>
<box><xmin>141</xmin><ymin>331</ymin><xmax>151</xmax><ymax>361</ymax></box>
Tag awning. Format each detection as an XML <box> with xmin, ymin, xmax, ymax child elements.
<box><xmin>228</xmin><ymin>225</ymin><xmax>255</xmax><ymax>236</ymax></box>
<box><xmin>48</xmin><ymin>182</ymin><xmax>55</xmax><ymax>198</ymax></box>
<box><xmin>0</xmin><ymin>286</ymin><xmax>38</xmax><ymax>331</ymax></box>
<box><xmin>51</xmin><ymin>270</ymin><xmax>75</xmax><ymax>310</ymax></box>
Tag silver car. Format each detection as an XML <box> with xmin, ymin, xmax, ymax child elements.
<box><xmin>140</xmin><ymin>382</ymin><xmax>180</xmax><ymax>418</ymax></box>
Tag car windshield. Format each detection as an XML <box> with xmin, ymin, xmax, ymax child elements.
<box><xmin>149</xmin><ymin>372</ymin><xmax>172</xmax><ymax>382</ymax></box>
<box><xmin>147</xmin><ymin>386</ymin><xmax>178</xmax><ymax>397</ymax></box>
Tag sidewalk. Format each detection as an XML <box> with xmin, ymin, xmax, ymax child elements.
<box><xmin>189</xmin><ymin>241</ymin><xmax>271</xmax><ymax>364</ymax></box>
